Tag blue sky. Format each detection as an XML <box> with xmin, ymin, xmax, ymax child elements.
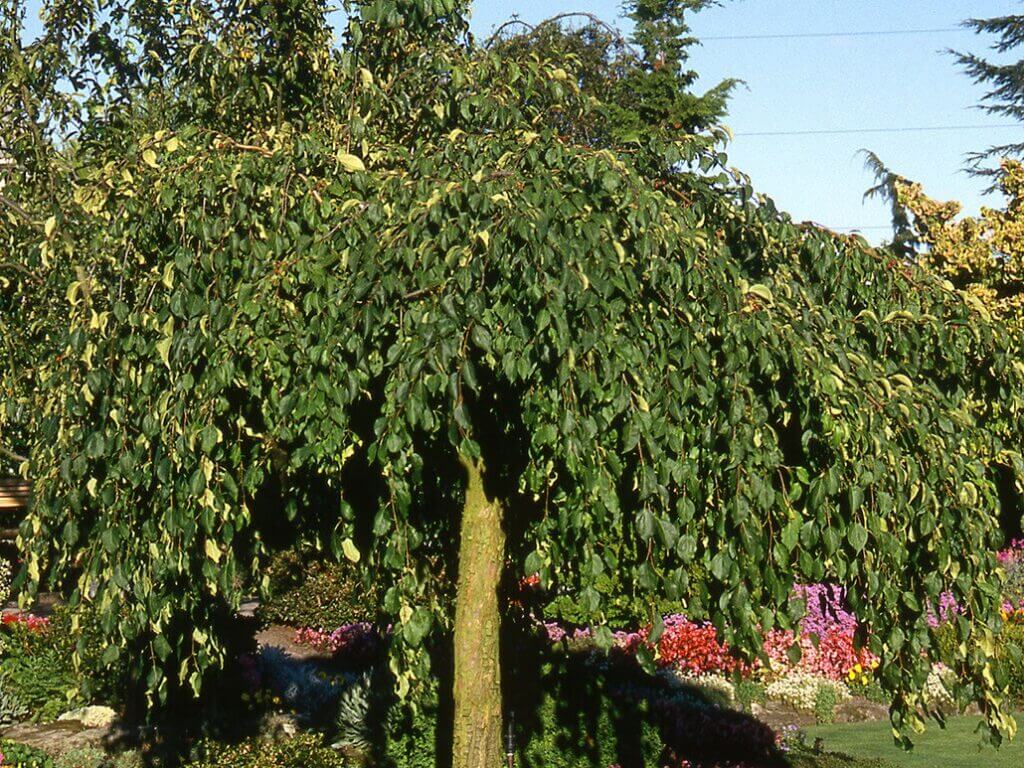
<box><xmin>470</xmin><ymin>1</ymin><xmax>1020</xmax><ymax>242</ymax></box>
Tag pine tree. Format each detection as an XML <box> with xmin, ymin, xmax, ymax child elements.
<box><xmin>954</xmin><ymin>13</ymin><xmax>1024</xmax><ymax>176</ymax></box>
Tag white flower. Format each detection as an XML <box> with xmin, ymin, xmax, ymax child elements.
<box><xmin>765</xmin><ymin>671</ymin><xmax>851</xmax><ymax>712</ymax></box>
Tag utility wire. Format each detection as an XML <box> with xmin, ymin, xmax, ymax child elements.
<box><xmin>736</xmin><ymin>124</ymin><xmax>1019</xmax><ymax>137</ymax></box>
<box><xmin>702</xmin><ymin>28</ymin><xmax>963</xmax><ymax>41</ymax></box>
<box><xmin>831</xmin><ymin>225</ymin><xmax>896</xmax><ymax>231</ymax></box>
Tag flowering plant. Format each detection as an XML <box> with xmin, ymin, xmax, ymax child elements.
<box><xmin>765</xmin><ymin>671</ymin><xmax>850</xmax><ymax>713</ymax></box>
<box><xmin>0</xmin><ymin>613</ymin><xmax>50</xmax><ymax>632</ymax></box>
<box><xmin>294</xmin><ymin>623</ymin><xmax>381</xmax><ymax>662</ymax></box>
<box><xmin>656</xmin><ymin>616</ymin><xmax>741</xmax><ymax>675</ymax></box>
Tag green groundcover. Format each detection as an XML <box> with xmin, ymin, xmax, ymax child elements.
<box><xmin>807</xmin><ymin>714</ymin><xmax>1024</xmax><ymax>768</ymax></box>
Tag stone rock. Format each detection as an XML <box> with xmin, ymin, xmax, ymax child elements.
<box><xmin>834</xmin><ymin>697</ymin><xmax>889</xmax><ymax>724</ymax></box>
<box><xmin>260</xmin><ymin>711</ymin><xmax>302</xmax><ymax>740</ymax></box>
<box><xmin>58</xmin><ymin>705</ymin><xmax>118</xmax><ymax>729</ymax></box>
<box><xmin>748</xmin><ymin>700</ymin><xmax>816</xmax><ymax>729</ymax></box>
<box><xmin>0</xmin><ymin>720</ymin><xmax>107</xmax><ymax>755</ymax></box>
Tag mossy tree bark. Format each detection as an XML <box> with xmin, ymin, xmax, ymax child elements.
<box><xmin>452</xmin><ymin>454</ymin><xmax>506</xmax><ymax>768</ymax></box>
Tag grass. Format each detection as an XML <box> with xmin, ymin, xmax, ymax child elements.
<box><xmin>805</xmin><ymin>714</ymin><xmax>1023</xmax><ymax>768</ymax></box>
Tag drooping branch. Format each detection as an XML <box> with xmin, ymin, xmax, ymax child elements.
<box><xmin>485</xmin><ymin>12</ymin><xmax>637</xmax><ymax>57</ymax></box>
<box><xmin>0</xmin><ymin>444</ymin><xmax>28</xmax><ymax>464</ymax></box>
<box><xmin>0</xmin><ymin>193</ymin><xmax>34</xmax><ymax>224</ymax></box>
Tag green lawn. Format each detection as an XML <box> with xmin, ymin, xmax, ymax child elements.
<box><xmin>805</xmin><ymin>715</ymin><xmax>1023</xmax><ymax>768</ymax></box>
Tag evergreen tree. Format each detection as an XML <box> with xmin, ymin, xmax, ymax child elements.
<box><xmin>954</xmin><ymin>12</ymin><xmax>1024</xmax><ymax>176</ymax></box>
<box><xmin>859</xmin><ymin>149</ymin><xmax>917</xmax><ymax>259</ymax></box>
<box><xmin>488</xmin><ymin>0</ymin><xmax>735</xmax><ymax>147</ymax></box>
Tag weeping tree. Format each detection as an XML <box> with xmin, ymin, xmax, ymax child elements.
<box><xmin>2</xmin><ymin>0</ymin><xmax>1023</xmax><ymax>765</ymax></box>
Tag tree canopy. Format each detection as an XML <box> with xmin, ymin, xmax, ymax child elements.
<box><xmin>487</xmin><ymin>0</ymin><xmax>735</xmax><ymax>147</ymax></box>
<box><xmin>1</xmin><ymin>0</ymin><xmax>1022</xmax><ymax>762</ymax></box>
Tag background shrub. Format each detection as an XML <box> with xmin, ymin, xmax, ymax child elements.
<box><xmin>541</xmin><ymin>571</ymin><xmax>695</xmax><ymax>629</ymax></box>
<box><xmin>186</xmin><ymin>734</ymin><xmax>345</xmax><ymax>768</ymax></box>
<box><xmin>998</xmin><ymin>622</ymin><xmax>1024</xmax><ymax>703</ymax></box>
<box><xmin>0</xmin><ymin>617</ymin><xmax>79</xmax><ymax>722</ymax></box>
<box><xmin>259</xmin><ymin>551</ymin><xmax>379</xmax><ymax>630</ymax></box>
<box><xmin>53</xmin><ymin>747</ymin><xmax>144</xmax><ymax>768</ymax></box>
<box><xmin>0</xmin><ymin>740</ymin><xmax>57</xmax><ymax>768</ymax></box>
<box><xmin>1004</xmin><ymin>559</ymin><xmax>1024</xmax><ymax>612</ymax></box>
<box><xmin>735</xmin><ymin>680</ymin><xmax>767</xmax><ymax>712</ymax></box>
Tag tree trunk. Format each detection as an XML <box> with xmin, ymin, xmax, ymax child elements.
<box><xmin>452</xmin><ymin>454</ymin><xmax>505</xmax><ymax>768</ymax></box>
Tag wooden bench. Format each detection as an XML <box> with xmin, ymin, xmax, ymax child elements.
<box><xmin>0</xmin><ymin>479</ymin><xmax>28</xmax><ymax>542</ymax></box>
<box><xmin>0</xmin><ymin>479</ymin><xmax>28</xmax><ymax>511</ymax></box>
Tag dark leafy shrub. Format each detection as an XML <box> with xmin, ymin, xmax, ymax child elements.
<box><xmin>999</xmin><ymin>622</ymin><xmax>1024</xmax><ymax>703</ymax></box>
<box><xmin>735</xmin><ymin>680</ymin><xmax>766</xmax><ymax>712</ymax></box>
<box><xmin>53</xmin><ymin>747</ymin><xmax>144</xmax><ymax>768</ymax></box>
<box><xmin>785</xmin><ymin>744</ymin><xmax>899</xmax><ymax>767</ymax></box>
<box><xmin>379</xmin><ymin>680</ymin><xmax>441</xmax><ymax>768</ymax></box>
<box><xmin>542</xmin><ymin>571</ymin><xmax>692</xmax><ymax>628</ymax></box>
<box><xmin>814</xmin><ymin>684</ymin><xmax>839</xmax><ymax>725</ymax></box>
<box><xmin>518</xmin><ymin>679</ymin><xmax>662</xmax><ymax>768</ymax></box>
<box><xmin>259</xmin><ymin>551</ymin><xmax>379</xmax><ymax>630</ymax></box>
<box><xmin>0</xmin><ymin>615</ymin><xmax>81</xmax><ymax>722</ymax></box>
<box><xmin>0</xmin><ymin>739</ymin><xmax>57</xmax><ymax>767</ymax></box>
<box><xmin>0</xmin><ymin>683</ymin><xmax>28</xmax><ymax>725</ymax></box>
<box><xmin>1004</xmin><ymin>554</ymin><xmax>1024</xmax><ymax>609</ymax></box>
<box><xmin>186</xmin><ymin>734</ymin><xmax>345</xmax><ymax>768</ymax></box>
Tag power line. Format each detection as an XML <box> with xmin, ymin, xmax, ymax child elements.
<box><xmin>831</xmin><ymin>225</ymin><xmax>896</xmax><ymax>231</ymax></box>
<box><xmin>702</xmin><ymin>28</ymin><xmax>963</xmax><ymax>42</ymax></box>
<box><xmin>736</xmin><ymin>124</ymin><xmax>1019</xmax><ymax>137</ymax></box>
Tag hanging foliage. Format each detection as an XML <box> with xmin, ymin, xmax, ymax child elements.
<box><xmin>1</xmin><ymin>0</ymin><xmax>1022</xmax><ymax>761</ymax></box>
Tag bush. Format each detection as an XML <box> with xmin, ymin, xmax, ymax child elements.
<box><xmin>379</xmin><ymin>664</ymin><xmax>664</xmax><ymax>768</ymax></box>
<box><xmin>186</xmin><ymin>734</ymin><xmax>345</xmax><ymax>768</ymax></box>
<box><xmin>53</xmin><ymin>747</ymin><xmax>143</xmax><ymax>768</ymax></box>
<box><xmin>735</xmin><ymin>679</ymin><xmax>767</xmax><ymax>712</ymax></box>
<box><xmin>998</xmin><ymin>622</ymin><xmax>1024</xmax><ymax>703</ymax></box>
<box><xmin>541</xmin><ymin>571</ymin><xmax>693</xmax><ymax>629</ymax></box>
<box><xmin>0</xmin><ymin>558</ymin><xmax>12</xmax><ymax>606</ymax></box>
<box><xmin>0</xmin><ymin>651</ymin><xmax>75</xmax><ymax>722</ymax></box>
<box><xmin>0</xmin><ymin>740</ymin><xmax>57</xmax><ymax>768</ymax></box>
<box><xmin>0</xmin><ymin>605</ymin><xmax>131</xmax><ymax>723</ymax></box>
<box><xmin>814</xmin><ymin>684</ymin><xmax>840</xmax><ymax>725</ymax></box>
<box><xmin>0</xmin><ymin>618</ymin><xmax>79</xmax><ymax>722</ymax></box>
<box><xmin>259</xmin><ymin>551</ymin><xmax>378</xmax><ymax>630</ymax></box>
<box><xmin>379</xmin><ymin>682</ymin><xmax>441</xmax><ymax>768</ymax></box>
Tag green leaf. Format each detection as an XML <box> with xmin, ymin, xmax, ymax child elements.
<box><xmin>342</xmin><ymin>537</ymin><xmax>361</xmax><ymax>563</ymax></box>
<box><xmin>405</xmin><ymin>608</ymin><xmax>433</xmax><ymax>646</ymax></box>
<box><xmin>847</xmin><ymin>523</ymin><xmax>869</xmax><ymax>554</ymax></box>
<box><xmin>337</xmin><ymin>152</ymin><xmax>366</xmax><ymax>172</ymax></box>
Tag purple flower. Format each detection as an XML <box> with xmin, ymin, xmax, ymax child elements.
<box><xmin>792</xmin><ymin>584</ymin><xmax>857</xmax><ymax>637</ymax></box>
<box><xmin>926</xmin><ymin>591</ymin><xmax>963</xmax><ymax>628</ymax></box>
